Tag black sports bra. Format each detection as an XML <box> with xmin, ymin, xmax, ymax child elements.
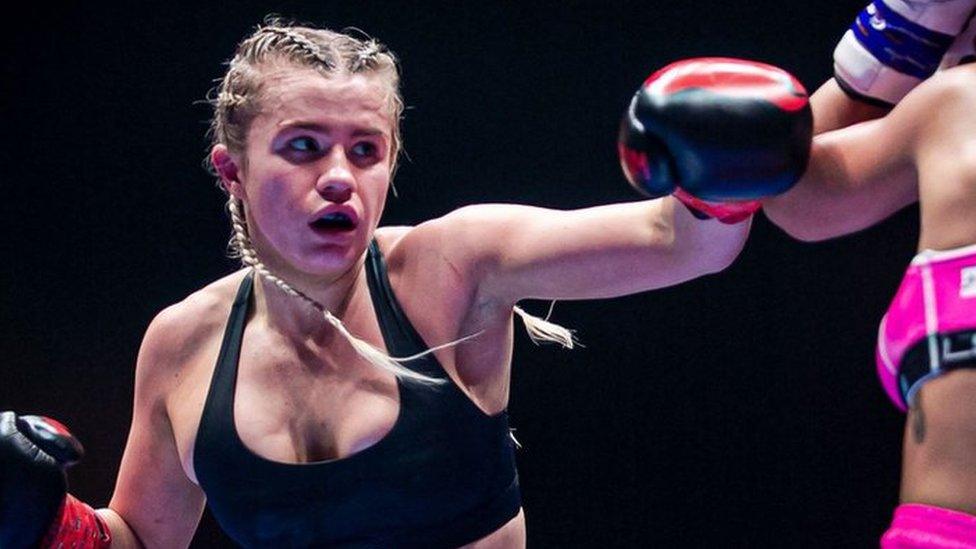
<box><xmin>193</xmin><ymin>241</ymin><xmax>521</xmax><ymax>547</ymax></box>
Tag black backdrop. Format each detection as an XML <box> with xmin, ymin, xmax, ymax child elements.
<box><xmin>2</xmin><ymin>2</ymin><xmax>918</xmax><ymax>547</ymax></box>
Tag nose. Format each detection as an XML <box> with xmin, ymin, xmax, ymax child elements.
<box><xmin>315</xmin><ymin>147</ymin><xmax>354</xmax><ymax>203</ymax></box>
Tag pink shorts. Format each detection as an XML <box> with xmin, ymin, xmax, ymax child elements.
<box><xmin>882</xmin><ymin>503</ymin><xmax>976</xmax><ymax>548</ymax></box>
<box><xmin>876</xmin><ymin>243</ymin><xmax>976</xmax><ymax>411</ymax></box>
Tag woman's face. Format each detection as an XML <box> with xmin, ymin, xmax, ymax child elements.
<box><xmin>231</xmin><ymin>68</ymin><xmax>394</xmax><ymax>280</ymax></box>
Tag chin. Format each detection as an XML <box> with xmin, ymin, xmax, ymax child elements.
<box><xmin>296</xmin><ymin>237</ymin><xmax>368</xmax><ymax>277</ymax></box>
<box><xmin>251</xmin><ymin>225</ymin><xmax>370</xmax><ymax>284</ymax></box>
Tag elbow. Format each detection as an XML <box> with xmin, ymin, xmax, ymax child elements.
<box><xmin>709</xmin><ymin>225</ymin><xmax>749</xmax><ymax>273</ymax></box>
<box><xmin>713</xmin><ymin>244</ymin><xmax>744</xmax><ymax>273</ymax></box>
<box><xmin>689</xmin><ymin>219</ymin><xmax>750</xmax><ymax>276</ymax></box>
<box><xmin>663</xmin><ymin>197</ymin><xmax>746</xmax><ymax>276</ymax></box>
<box><xmin>781</xmin><ymin>225</ymin><xmax>835</xmax><ymax>243</ymax></box>
<box><xmin>768</xmin><ymin>218</ymin><xmax>832</xmax><ymax>243</ymax></box>
<box><xmin>762</xmin><ymin>203</ymin><xmax>834</xmax><ymax>243</ymax></box>
<box><xmin>97</xmin><ymin>507</ymin><xmax>148</xmax><ymax>549</ymax></box>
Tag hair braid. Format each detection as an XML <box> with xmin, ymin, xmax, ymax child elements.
<box><xmin>227</xmin><ymin>198</ymin><xmax>474</xmax><ymax>384</ymax></box>
<box><xmin>217</xmin><ymin>91</ymin><xmax>247</xmax><ymax>108</ymax></box>
<box><xmin>349</xmin><ymin>40</ymin><xmax>383</xmax><ymax>73</ymax></box>
<box><xmin>258</xmin><ymin>25</ymin><xmax>335</xmax><ymax>69</ymax></box>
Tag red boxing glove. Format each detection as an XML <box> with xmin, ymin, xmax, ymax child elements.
<box><xmin>671</xmin><ymin>189</ymin><xmax>761</xmax><ymax>224</ymax></box>
<box><xmin>618</xmin><ymin>57</ymin><xmax>813</xmax><ymax>223</ymax></box>
<box><xmin>0</xmin><ymin>413</ymin><xmax>111</xmax><ymax>549</ymax></box>
<box><xmin>40</xmin><ymin>494</ymin><xmax>112</xmax><ymax>549</ymax></box>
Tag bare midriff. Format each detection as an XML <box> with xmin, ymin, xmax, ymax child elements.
<box><xmin>900</xmin><ymin>142</ymin><xmax>976</xmax><ymax>513</ymax></box>
<box><xmin>900</xmin><ymin>370</ymin><xmax>976</xmax><ymax>514</ymax></box>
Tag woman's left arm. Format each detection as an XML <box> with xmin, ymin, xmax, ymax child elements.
<box><xmin>413</xmin><ymin>195</ymin><xmax>748</xmax><ymax>307</ymax></box>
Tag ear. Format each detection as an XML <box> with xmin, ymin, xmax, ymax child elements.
<box><xmin>211</xmin><ymin>144</ymin><xmax>246</xmax><ymax>201</ymax></box>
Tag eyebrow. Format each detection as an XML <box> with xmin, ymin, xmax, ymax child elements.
<box><xmin>277</xmin><ymin>120</ymin><xmax>385</xmax><ymax>137</ymax></box>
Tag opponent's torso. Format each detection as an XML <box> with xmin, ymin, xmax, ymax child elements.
<box><xmin>878</xmin><ymin>166</ymin><xmax>976</xmax><ymax>511</ymax></box>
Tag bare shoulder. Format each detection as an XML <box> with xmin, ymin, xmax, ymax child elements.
<box><xmin>136</xmin><ymin>269</ymin><xmax>250</xmax><ymax>393</ymax></box>
<box><xmin>911</xmin><ymin>65</ymin><xmax>976</xmax><ymax>155</ymax></box>
<box><xmin>926</xmin><ymin>64</ymin><xmax>976</xmax><ymax>98</ymax></box>
<box><xmin>373</xmin><ymin>214</ymin><xmax>510</xmax><ymax>339</ymax></box>
<box><xmin>377</xmin><ymin>205</ymin><xmax>528</xmax><ymax>271</ymax></box>
<box><xmin>932</xmin><ymin>64</ymin><xmax>976</xmax><ymax>119</ymax></box>
<box><xmin>905</xmin><ymin>65</ymin><xmax>976</xmax><ymax>125</ymax></box>
<box><xmin>374</xmin><ymin>221</ymin><xmax>451</xmax><ymax>268</ymax></box>
<box><xmin>107</xmin><ymin>274</ymin><xmax>249</xmax><ymax>548</ymax></box>
<box><xmin>375</xmin><ymin>210</ymin><xmax>493</xmax><ymax>290</ymax></box>
<box><xmin>374</xmin><ymin>224</ymin><xmax>413</xmax><ymax>254</ymax></box>
<box><xmin>376</xmin><ymin>214</ymin><xmax>520</xmax><ymax>408</ymax></box>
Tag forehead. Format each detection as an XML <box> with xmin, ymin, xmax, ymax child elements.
<box><xmin>251</xmin><ymin>68</ymin><xmax>394</xmax><ymax>136</ymax></box>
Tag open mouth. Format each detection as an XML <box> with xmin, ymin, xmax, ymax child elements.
<box><xmin>310</xmin><ymin>211</ymin><xmax>357</xmax><ymax>232</ymax></box>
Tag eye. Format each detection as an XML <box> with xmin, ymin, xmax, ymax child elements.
<box><xmin>351</xmin><ymin>141</ymin><xmax>378</xmax><ymax>158</ymax></box>
<box><xmin>287</xmin><ymin>136</ymin><xmax>321</xmax><ymax>153</ymax></box>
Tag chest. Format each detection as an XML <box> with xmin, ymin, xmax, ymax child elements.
<box><xmin>167</xmin><ymin>310</ymin><xmax>404</xmax><ymax>485</ymax></box>
<box><xmin>170</xmin><ymin>251</ymin><xmax>515</xmax><ymax>483</ymax></box>
<box><xmin>231</xmin><ymin>329</ymin><xmax>401</xmax><ymax>464</ymax></box>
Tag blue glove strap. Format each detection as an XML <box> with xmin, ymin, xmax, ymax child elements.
<box><xmin>853</xmin><ymin>1</ymin><xmax>955</xmax><ymax>79</ymax></box>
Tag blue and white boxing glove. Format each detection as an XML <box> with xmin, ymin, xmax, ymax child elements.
<box><xmin>834</xmin><ymin>0</ymin><xmax>976</xmax><ymax>106</ymax></box>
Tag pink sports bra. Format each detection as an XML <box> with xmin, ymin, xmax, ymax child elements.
<box><xmin>876</xmin><ymin>243</ymin><xmax>976</xmax><ymax>411</ymax></box>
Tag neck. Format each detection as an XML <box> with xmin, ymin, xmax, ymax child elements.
<box><xmin>250</xmin><ymin>253</ymin><xmax>371</xmax><ymax>341</ymax></box>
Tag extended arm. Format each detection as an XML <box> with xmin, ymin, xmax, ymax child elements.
<box><xmin>417</xmin><ymin>196</ymin><xmax>747</xmax><ymax>308</ymax></box>
<box><xmin>415</xmin><ymin>59</ymin><xmax>823</xmax><ymax>307</ymax></box>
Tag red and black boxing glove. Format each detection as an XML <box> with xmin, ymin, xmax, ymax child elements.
<box><xmin>618</xmin><ymin>57</ymin><xmax>813</xmax><ymax>223</ymax></box>
<box><xmin>0</xmin><ymin>411</ymin><xmax>111</xmax><ymax>548</ymax></box>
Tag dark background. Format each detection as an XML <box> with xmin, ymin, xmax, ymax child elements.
<box><xmin>2</xmin><ymin>1</ymin><xmax>917</xmax><ymax>547</ymax></box>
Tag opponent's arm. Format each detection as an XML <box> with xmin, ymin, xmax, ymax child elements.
<box><xmin>808</xmin><ymin>78</ymin><xmax>889</xmax><ymax>134</ymax></box>
<box><xmin>831</xmin><ymin>0</ymin><xmax>974</xmax><ymax>108</ymax></box>
<box><xmin>0</xmin><ymin>412</ymin><xmax>116</xmax><ymax>548</ymax></box>
<box><xmin>802</xmin><ymin>0</ymin><xmax>975</xmax><ymax>135</ymax></box>
<box><xmin>763</xmin><ymin>66</ymin><xmax>976</xmax><ymax>242</ymax></box>
<box><xmin>762</xmin><ymin>0</ymin><xmax>974</xmax><ymax>240</ymax></box>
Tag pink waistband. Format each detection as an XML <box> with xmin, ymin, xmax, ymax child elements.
<box><xmin>882</xmin><ymin>503</ymin><xmax>976</xmax><ymax>548</ymax></box>
<box><xmin>911</xmin><ymin>243</ymin><xmax>976</xmax><ymax>268</ymax></box>
<box><xmin>876</xmin><ymin>243</ymin><xmax>976</xmax><ymax>411</ymax></box>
